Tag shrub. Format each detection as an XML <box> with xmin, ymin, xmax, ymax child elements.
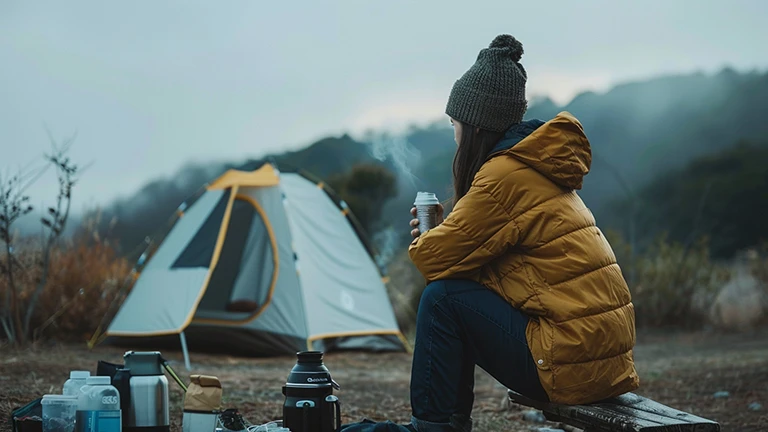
<box><xmin>751</xmin><ymin>244</ymin><xmax>768</xmax><ymax>288</ymax></box>
<box><xmin>749</xmin><ymin>245</ymin><xmax>768</xmax><ymax>323</ymax></box>
<box><xmin>1</xmin><ymin>138</ymin><xmax>88</xmax><ymax>345</ymax></box>
<box><xmin>0</xmin><ymin>222</ymin><xmax>132</xmax><ymax>343</ymax></box>
<box><xmin>390</xmin><ymin>230</ymin><xmax>733</xmax><ymax>333</ymax></box>
<box><xmin>606</xmin><ymin>231</ymin><xmax>730</xmax><ymax>329</ymax></box>
<box><xmin>385</xmin><ymin>249</ymin><xmax>424</xmax><ymax>336</ymax></box>
<box><xmin>327</xmin><ymin>164</ymin><xmax>398</xmax><ymax>234</ymax></box>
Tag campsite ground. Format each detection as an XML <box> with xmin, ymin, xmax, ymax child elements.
<box><xmin>2</xmin><ymin>328</ymin><xmax>767</xmax><ymax>432</ymax></box>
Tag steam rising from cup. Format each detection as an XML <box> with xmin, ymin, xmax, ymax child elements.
<box><xmin>373</xmin><ymin>227</ymin><xmax>399</xmax><ymax>270</ymax></box>
<box><xmin>369</xmin><ymin>134</ymin><xmax>424</xmax><ymax>189</ymax></box>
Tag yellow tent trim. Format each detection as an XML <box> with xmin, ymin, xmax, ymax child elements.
<box><xmin>106</xmin><ymin>186</ymin><xmax>240</xmax><ymax>338</ymax></box>
<box><xmin>306</xmin><ymin>330</ymin><xmax>412</xmax><ymax>353</ymax></box>
<box><xmin>207</xmin><ymin>165</ymin><xmax>280</xmax><ymax>190</ymax></box>
<box><xmin>193</xmin><ymin>193</ymin><xmax>280</xmax><ymax>326</ymax></box>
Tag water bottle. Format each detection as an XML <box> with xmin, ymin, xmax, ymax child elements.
<box><xmin>63</xmin><ymin>371</ymin><xmax>91</xmax><ymax>396</ymax></box>
<box><xmin>76</xmin><ymin>376</ymin><xmax>121</xmax><ymax>432</ymax></box>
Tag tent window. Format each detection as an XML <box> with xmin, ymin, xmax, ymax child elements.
<box><xmin>197</xmin><ymin>196</ymin><xmax>276</xmax><ymax>314</ymax></box>
<box><xmin>171</xmin><ymin>192</ymin><xmax>230</xmax><ymax>268</ymax></box>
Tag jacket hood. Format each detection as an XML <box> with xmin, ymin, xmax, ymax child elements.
<box><xmin>489</xmin><ymin>111</ymin><xmax>592</xmax><ymax>190</ymax></box>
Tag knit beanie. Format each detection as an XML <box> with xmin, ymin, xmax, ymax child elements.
<box><xmin>445</xmin><ymin>34</ymin><xmax>528</xmax><ymax>132</ymax></box>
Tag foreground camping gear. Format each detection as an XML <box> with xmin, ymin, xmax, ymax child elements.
<box><xmin>507</xmin><ymin>389</ymin><xmax>720</xmax><ymax>431</ymax></box>
<box><xmin>95</xmin><ymin>351</ymin><xmax>187</xmax><ymax>432</ymax></box>
<box><xmin>11</xmin><ymin>398</ymin><xmax>43</xmax><ymax>432</ymax></box>
<box><xmin>217</xmin><ymin>409</ymin><xmax>249</xmax><ymax>431</ymax></box>
<box><xmin>63</xmin><ymin>372</ymin><xmax>91</xmax><ymax>397</ymax></box>
<box><xmin>41</xmin><ymin>395</ymin><xmax>77</xmax><ymax>432</ymax></box>
<box><xmin>9</xmin><ymin>351</ymin><xmax>189</xmax><ymax>432</ymax></box>
<box><xmin>119</xmin><ymin>351</ymin><xmax>171</xmax><ymax>432</ymax></box>
<box><xmin>182</xmin><ymin>375</ymin><xmax>222</xmax><ymax>432</ymax></box>
<box><xmin>282</xmin><ymin>351</ymin><xmax>342</xmax><ymax>432</ymax></box>
<box><xmin>95</xmin><ymin>163</ymin><xmax>407</xmax><ymax>367</ymax></box>
<box><xmin>249</xmin><ymin>421</ymin><xmax>289</xmax><ymax>432</ymax></box>
<box><xmin>75</xmin><ymin>376</ymin><xmax>121</xmax><ymax>432</ymax></box>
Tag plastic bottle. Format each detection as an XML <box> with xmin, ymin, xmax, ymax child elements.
<box><xmin>63</xmin><ymin>371</ymin><xmax>91</xmax><ymax>396</ymax></box>
<box><xmin>76</xmin><ymin>376</ymin><xmax>121</xmax><ymax>432</ymax></box>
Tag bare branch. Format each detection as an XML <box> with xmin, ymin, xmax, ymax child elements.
<box><xmin>672</xmin><ymin>180</ymin><xmax>715</xmax><ymax>290</ymax></box>
<box><xmin>18</xmin><ymin>163</ymin><xmax>52</xmax><ymax>195</ymax></box>
<box><xmin>23</xmin><ymin>135</ymin><xmax>80</xmax><ymax>338</ymax></box>
<box><xmin>592</xmin><ymin>152</ymin><xmax>641</xmax><ymax>287</ymax></box>
<box><xmin>0</xmin><ymin>171</ymin><xmax>32</xmax><ymax>344</ymax></box>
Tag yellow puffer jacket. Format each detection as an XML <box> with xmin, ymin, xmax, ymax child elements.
<box><xmin>409</xmin><ymin>111</ymin><xmax>639</xmax><ymax>405</ymax></box>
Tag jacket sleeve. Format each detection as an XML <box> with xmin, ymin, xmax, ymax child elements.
<box><xmin>408</xmin><ymin>178</ymin><xmax>518</xmax><ymax>283</ymax></box>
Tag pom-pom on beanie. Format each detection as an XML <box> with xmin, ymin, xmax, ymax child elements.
<box><xmin>445</xmin><ymin>34</ymin><xmax>528</xmax><ymax>132</ymax></box>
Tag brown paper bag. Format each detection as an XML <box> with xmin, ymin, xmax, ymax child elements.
<box><xmin>183</xmin><ymin>375</ymin><xmax>223</xmax><ymax>412</ymax></box>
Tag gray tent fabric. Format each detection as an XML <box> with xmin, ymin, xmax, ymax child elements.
<box><xmin>197</xmin><ymin>198</ymin><xmax>260</xmax><ymax>311</ymax></box>
<box><xmin>108</xmin><ymin>189</ymin><xmax>228</xmax><ymax>335</ymax></box>
<box><xmin>172</xmin><ymin>192</ymin><xmax>231</xmax><ymax>269</ymax></box>
<box><xmin>105</xmin><ymin>165</ymin><xmax>407</xmax><ymax>356</ymax></box>
<box><xmin>192</xmin><ymin>184</ymin><xmax>310</xmax><ymax>343</ymax></box>
<box><xmin>314</xmin><ymin>335</ymin><xmax>406</xmax><ymax>353</ymax></box>
<box><xmin>281</xmin><ymin>173</ymin><xmax>400</xmax><ymax>340</ymax></box>
<box><xmin>225</xmin><ymin>198</ymin><xmax>274</xmax><ymax>308</ymax></box>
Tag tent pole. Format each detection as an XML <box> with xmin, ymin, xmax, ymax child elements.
<box><xmin>179</xmin><ymin>332</ymin><xmax>192</xmax><ymax>371</ymax></box>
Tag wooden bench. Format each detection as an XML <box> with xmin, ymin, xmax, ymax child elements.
<box><xmin>507</xmin><ymin>390</ymin><xmax>720</xmax><ymax>432</ymax></box>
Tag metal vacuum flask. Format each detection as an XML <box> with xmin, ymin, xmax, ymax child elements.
<box><xmin>123</xmin><ymin>351</ymin><xmax>170</xmax><ymax>432</ymax></box>
<box><xmin>282</xmin><ymin>351</ymin><xmax>341</xmax><ymax>432</ymax></box>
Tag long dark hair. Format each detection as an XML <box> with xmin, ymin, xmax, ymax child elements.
<box><xmin>452</xmin><ymin>121</ymin><xmax>505</xmax><ymax>206</ymax></box>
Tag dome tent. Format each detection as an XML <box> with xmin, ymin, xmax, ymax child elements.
<box><xmin>100</xmin><ymin>163</ymin><xmax>407</xmax><ymax>366</ymax></box>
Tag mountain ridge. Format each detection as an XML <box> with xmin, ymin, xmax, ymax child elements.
<box><xmin>88</xmin><ymin>67</ymin><xmax>768</xmax><ymax>255</ymax></box>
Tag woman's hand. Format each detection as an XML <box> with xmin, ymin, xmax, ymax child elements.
<box><xmin>409</xmin><ymin>204</ymin><xmax>445</xmax><ymax>239</ymax></box>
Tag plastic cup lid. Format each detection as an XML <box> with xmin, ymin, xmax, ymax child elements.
<box><xmin>414</xmin><ymin>192</ymin><xmax>439</xmax><ymax>206</ymax></box>
<box><xmin>69</xmin><ymin>370</ymin><xmax>91</xmax><ymax>379</ymax></box>
<box><xmin>85</xmin><ymin>376</ymin><xmax>111</xmax><ymax>385</ymax></box>
<box><xmin>43</xmin><ymin>395</ymin><xmax>78</xmax><ymax>401</ymax></box>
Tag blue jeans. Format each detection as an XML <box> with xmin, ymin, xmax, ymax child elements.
<box><xmin>409</xmin><ymin>280</ymin><xmax>547</xmax><ymax>431</ymax></box>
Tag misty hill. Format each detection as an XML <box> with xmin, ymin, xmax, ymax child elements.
<box><xmin>406</xmin><ymin>68</ymin><xmax>768</xmax><ymax>206</ymax></box>
<box><xmin>615</xmin><ymin>140</ymin><xmax>768</xmax><ymax>258</ymax></box>
<box><xmin>258</xmin><ymin>134</ymin><xmax>380</xmax><ymax>178</ymax></box>
<box><xmin>381</xmin><ymin>68</ymin><xmax>768</xmax><ymax>241</ymax></box>
<box><xmin>94</xmin><ymin>68</ymin><xmax>768</xmax><ymax>258</ymax></box>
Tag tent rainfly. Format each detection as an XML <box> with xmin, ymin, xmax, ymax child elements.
<box><xmin>101</xmin><ymin>164</ymin><xmax>408</xmax><ymax>367</ymax></box>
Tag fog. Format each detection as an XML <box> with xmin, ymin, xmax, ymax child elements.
<box><xmin>2</xmin><ymin>0</ymin><xmax>766</xmax><ymax>217</ymax></box>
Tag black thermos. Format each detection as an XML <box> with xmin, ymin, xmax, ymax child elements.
<box><xmin>282</xmin><ymin>351</ymin><xmax>341</xmax><ymax>432</ymax></box>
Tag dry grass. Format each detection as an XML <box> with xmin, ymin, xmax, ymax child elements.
<box><xmin>2</xmin><ymin>329</ymin><xmax>767</xmax><ymax>431</ymax></box>
<box><xmin>386</xmin><ymin>231</ymin><xmax>750</xmax><ymax>331</ymax></box>
<box><xmin>606</xmin><ymin>232</ymin><xmax>732</xmax><ymax>328</ymax></box>
<box><xmin>384</xmin><ymin>250</ymin><xmax>424</xmax><ymax>336</ymax></box>
<box><xmin>1</xmin><ymin>227</ymin><xmax>767</xmax><ymax>430</ymax></box>
<box><xmin>750</xmin><ymin>246</ymin><xmax>768</xmax><ymax>308</ymax></box>
<box><xmin>0</xmin><ymin>224</ymin><xmax>131</xmax><ymax>344</ymax></box>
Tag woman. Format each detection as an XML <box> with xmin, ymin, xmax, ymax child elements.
<box><xmin>405</xmin><ymin>35</ymin><xmax>639</xmax><ymax>432</ymax></box>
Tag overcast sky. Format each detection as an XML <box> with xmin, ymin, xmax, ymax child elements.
<box><xmin>1</xmin><ymin>0</ymin><xmax>767</xmax><ymax>214</ymax></box>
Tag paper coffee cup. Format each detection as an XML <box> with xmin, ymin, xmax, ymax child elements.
<box><xmin>414</xmin><ymin>192</ymin><xmax>440</xmax><ymax>234</ymax></box>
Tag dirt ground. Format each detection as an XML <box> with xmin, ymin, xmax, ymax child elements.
<box><xmin>2</xmin><ymin>329</ymin><xmax>767</xmax><ymax>432</ymax></box>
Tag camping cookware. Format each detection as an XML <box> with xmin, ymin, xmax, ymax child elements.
<box><xmin>282</xmin><ymin>351</ymin><xmax>341</xmax><ymax>432</ymax></box>
<box><xmin>121</xmin><ymin>351</ymin><xmax>171</xmax><ymax>432</ymax></box>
